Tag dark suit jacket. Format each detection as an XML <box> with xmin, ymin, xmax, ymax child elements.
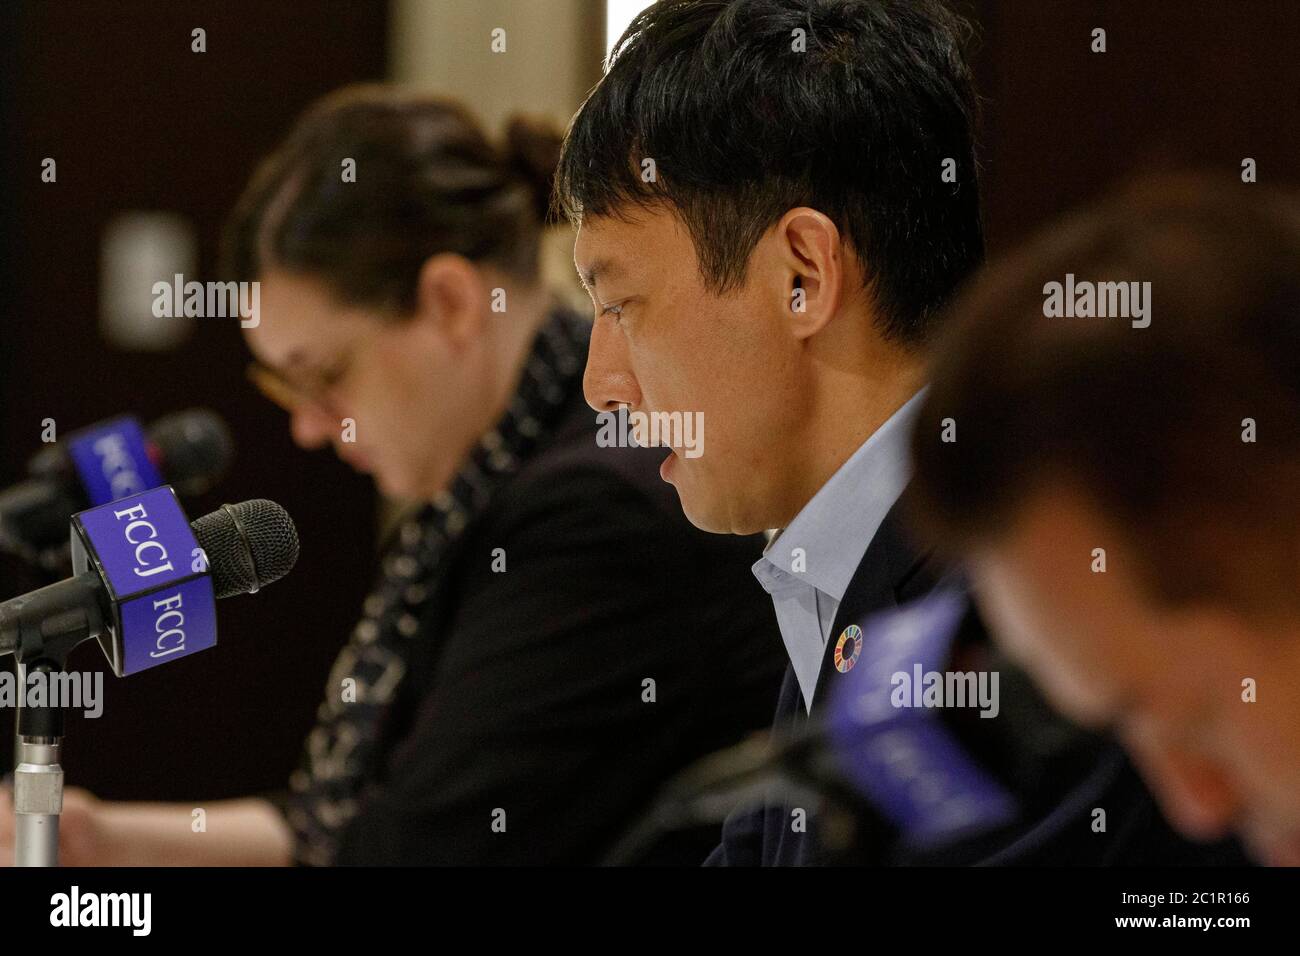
<box><xmin>331</xmin><ymin>384</ymin><xmax>786</xmax><ymax>865</ymax></box>
<box><xmin>706</xmin><ymin>494</ymin><xmax>1249</xmax><ymax>866</ymax></box>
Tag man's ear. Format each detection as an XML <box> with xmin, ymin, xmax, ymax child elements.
<box><xmin>777</xmin><ymin>207</ymin><xmax>844</xmax><ymax>340</ymax></box>
<box><xmin>414</xmin><ymin>253</ymin><xmax>487</xmax><ymax>348</ymax></box>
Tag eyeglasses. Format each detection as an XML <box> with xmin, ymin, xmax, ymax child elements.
<box><xmin>246</xmin><ymin>323</ymin><xmax>377</xmax><ymax>417</ymax></box>
<box><xmin>246</xmin><ymin>354</ymin><xmax>351</xmax><ymax>417</ymax></box>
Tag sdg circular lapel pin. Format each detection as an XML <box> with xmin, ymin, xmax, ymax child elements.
<box><xmin>834</xmin><ymin>624</ymin><xmax>863</xmax><ymax>673</ymax></box>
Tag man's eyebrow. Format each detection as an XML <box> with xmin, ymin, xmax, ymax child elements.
<box><xmin>575</xmin><ymin>257</ymin><xmax>622</xmax><ymax>294</ymax></box>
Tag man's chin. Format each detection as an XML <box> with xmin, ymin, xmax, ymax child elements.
<box><xmin>671</xmin><ymin>480</ymin><xmax>727</xmax><ymax>534</ymax></box>
<box><xmin>673</xmin><ymin>481</ymin><xmax>768</xmax><ymax>536</ymax></box>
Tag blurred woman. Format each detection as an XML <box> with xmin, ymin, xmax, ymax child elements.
<box><xmin>0</xmin><ymin>86</ymin><xmax>783</xmax><ymax>865</ymax></box>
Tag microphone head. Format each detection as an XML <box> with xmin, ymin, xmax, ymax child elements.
<box><xmin>190</xmin><ymin>499</ymin><xmax>299</xmax><ymax>599</ymax></box>
<box><xmin>149</xmin><ymin>409</ymin><xmax>234</xmax><ymax>496</ymax></box>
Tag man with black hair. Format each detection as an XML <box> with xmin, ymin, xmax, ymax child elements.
<box><xmin>557</xmin><ymin>0</ymin><xmax>973</xmax><ymax>865</ymax></box>
<box><xmin>557</xmin><ymin>0</ymin><xmax>1247</xmax><ymax>866</ymax></box>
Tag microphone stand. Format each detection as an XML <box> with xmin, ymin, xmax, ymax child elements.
<box><xmin>13</xmin><ymin>660</ymin><xmax>63</xmax><ymax>866</ymax></box>
<box><xmin>2</xmin><ymin>567</ymin><xmax>60</xmax><ymax>867</ymax></box>
<box><xmin>3</xmin><ymin>571</ymin><xmax>103</xmax><ymax>867</ymax></box>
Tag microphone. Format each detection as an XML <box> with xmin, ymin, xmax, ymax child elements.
<box><xmin>3</xmin><ymin>487</ymin><xmax>296</xmax><ymax>869</ymax></box>
<box><xmin>812</xmin><ymin>591</ymin><xmax>1022</xmax><ymax>857</ymax></box>
<box><xmin>0</xmin><ymin>409</ymin><xmax>233</xmax><ymax>567</ymax></box>
<box><xmin>0</xmin><ymin>487</ymin><xmax>298</xmax><ymax>677</ymax></box>
<box><xmin>812</xmin><ymin>593</ymin><xmax>1191</xmax><ymax>865</ymax></box>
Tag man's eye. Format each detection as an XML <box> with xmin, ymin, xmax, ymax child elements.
<box><xmin>600</xmin><ymin>302</ymin><xmax>623</xmax><ymax>321</ymax></box>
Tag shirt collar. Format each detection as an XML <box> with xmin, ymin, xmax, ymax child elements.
<box><xmin>757</xmin><ymin>387</ymin><xmax>928</xmax><ymax>601</ymax></box>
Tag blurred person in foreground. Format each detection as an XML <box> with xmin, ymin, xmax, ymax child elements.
<box><xmin>0</xmin><ymin>86</ymin><xmax>784</xmax><ymax>866</ymax></box>
<box><xmin>910</xmin><ymin>175</ymin><xmax>1300</xmax><ymax>865</ymax></box>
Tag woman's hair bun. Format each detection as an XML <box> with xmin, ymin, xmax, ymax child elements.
<box><xmin>504</xmin><ymin>114</ymin><xmax>564</xmax><ymax>224</ymax></box>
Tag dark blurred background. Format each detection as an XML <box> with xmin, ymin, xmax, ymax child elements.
<box><xmin>0</xmin><ymin>0</ymin><xmax>1295</xmax><ymax>802</ymax></box>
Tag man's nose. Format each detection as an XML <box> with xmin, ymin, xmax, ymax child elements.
<box><xmin>1127</xmin><ymin>732</ymin><xmax>1241</xmax><ymax>841</ymax></box>
<box><xmin>289</xmin><ymin>403</ymin><xmax>337</xmax><ymax>451</ymax></box>
<box><xmin>583</xmin><ymin>317</ymin><xmax>642</xmax><ymax>413</ymax></box>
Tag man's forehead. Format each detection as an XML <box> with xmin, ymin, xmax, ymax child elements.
<box><xmin>574</xmin><ymin>208</ymin><xmax>680</xmax><ymax>288</ymax></box>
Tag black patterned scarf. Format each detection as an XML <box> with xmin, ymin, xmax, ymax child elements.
<box><xmin>283</xmin><ymin>307</ymin><xmax>588</xmax><ymax>865</ymax></box>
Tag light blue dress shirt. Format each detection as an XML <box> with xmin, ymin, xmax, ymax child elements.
<box><xmin>751</xmin><ymin>388</ymin><xmax>927</xmax><ymax>713</ymax></box>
